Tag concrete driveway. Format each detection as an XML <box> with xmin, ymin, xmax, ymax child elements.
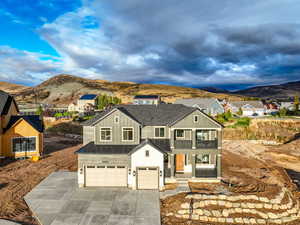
<box><xmin>25</xmin><ymin>172</ymin><xmax>160</xmax><ymax>225</ymax></box>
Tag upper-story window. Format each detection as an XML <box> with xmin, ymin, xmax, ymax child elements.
<box><xmin>175</xmin><ymin>130</ymin><xmax>184</xmax><ymax>138</ymax></box>
<box><xmin>122</xmin><ymin>127</ymin><xmax>134</xmax><ymax>141</ymax></box>
<box><xmin>154</xmin><ymin>127</ymin><xmax>165</xmax><ymax>138</ymax></box>
<box><xmin>114</xmin><ymin>116</ymin><xmax>119</xmax><ymax>124</ymax></box>
<box><xmin>194</xmin><ymin>115</ymin><xmax>199</xmax><ymax>123</ymax></box>
<box><xmin>100</xmin><ymin>128</ymin><xmax>112</xmax><ymax>141</ymax></box>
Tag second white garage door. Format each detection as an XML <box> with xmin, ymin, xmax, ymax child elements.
<box><xmin>137</xmin><ymin>167</ymin><xmax>159</xmax><ymax>190</ymax></box>
<box><xmin>85</xmin><ymin>166</ymin><xmax>127</xmax><ymax>187</ymax></box>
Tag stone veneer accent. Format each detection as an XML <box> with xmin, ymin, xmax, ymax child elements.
<box><xmin>172</xmin><ymin>188</ymin><xmax>300</xmax><ymax>224</ymax></box>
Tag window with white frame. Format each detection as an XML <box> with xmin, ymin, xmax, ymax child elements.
<box><xmin>114</xmin><ymin>116</ymin><xmax>119</xmax><ymax>124</ymax></box>
<box><xmin>122</xmin><ymin>127</ymin><xmax>134</xmax><ymax>141</ymax></box>
<box><xmin>175</xmin><ymin>129</ymin><xmax>184</xmax><ymax>138</ymax></box>
<box><xmin>154</xmin><ymin>127</ymin><xmax>165</xmax><ymax>138</ymax></box>
<box><xmin>194</xmin><ymin>115</ymin><xmax>199</xmax><ymax>123</ymax></box>
<box><xmin>12</xmin><ymin>137</ymin><xmax>36</xmax><ymax>152</ymax></box>
<box><xmin>100</xmin><ymin>128</ymin><xmax>112</xmax><ymax>141</ymax></box>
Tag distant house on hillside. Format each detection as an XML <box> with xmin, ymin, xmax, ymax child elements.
<box><xmin>264</xmin><ymin>102</ymin><xmax>279</xmax><ymax>114</ymax></box>
<box><xmin>133</xmin><ymin>95</ymin><xmax>161</xmax><ymax>105</ymax></box>
<box><xmin>174</xmin><ymin>98</ymin><xmax>224</xmax><ymax>116</ymax></box>
<box><xmin>68</xmin><ymin>94</ymin><xmax>98</xmax><ymax>113</ymax></box>
<box><xmin>226</xmin><ymin>101</ymin><xmax>265</xmax><ymax>116</ymax></box>
<box><xmin>280</xmin><ymin>101</ymin><xmax>294</xmax><ymax>111</ymax></box>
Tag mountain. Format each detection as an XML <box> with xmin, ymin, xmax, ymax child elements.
<box><xmin>199</xmin><ymin>86</ymin><xmax>229</xmax><ymax>94</ymax></box>
<box><xmin>2</xmin><ymin>74</ymin><xmax>242</xmax><ymax>105</ymax></box>
<box><xmin>233</xmin><ymin>81</ymin><xmax>300</xmax><ymax>100</ymax></box>
<box><xmin>0</xmin><ymin>81</ymin><xmax>29</xmax><ymax>94</ymax></box>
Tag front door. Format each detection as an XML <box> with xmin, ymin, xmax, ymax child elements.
<box><xmin>176</xmin><ymin>154</ymin><xmax>185</xmax><ymax>172</ymax></box>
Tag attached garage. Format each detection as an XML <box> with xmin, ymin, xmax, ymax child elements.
<box><xmin>85</xmin><ymin>165</ymin><xmax>127</xmax><ymax>187</ymax></box>
<box><xmin>137</xmin><ymin>167</ymin><xmax>159</xmax><ymax>190</ymax></box>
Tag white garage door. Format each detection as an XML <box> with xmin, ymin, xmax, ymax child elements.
<box><xmin>137</xmin><ymin>167</ymin><xmax>159</xmax><ymax>190</ymax></box>
<box><xmin>85</xmin><ymin>165</ymin><xmax>127</xmax><ymax>187</ymax></box>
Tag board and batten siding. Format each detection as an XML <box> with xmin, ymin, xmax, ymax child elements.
<box><xmin>83</xmin><ymin>126</ymin><xmax>95</xmax><ymax>145</ymax></box>
<box><xmin>172</xmin><ymin>110</ymin><xmax>221</xmax><ymax>129</ymax></box>
<box><xmin>141</xmin><ymin>126</ymin><xmax>170</xmax><ymax>139</ymax></box>
<box><xmin>94</xmin><ymin>110</ymin><xmax>140</xmax><ymax>145</ymax></box>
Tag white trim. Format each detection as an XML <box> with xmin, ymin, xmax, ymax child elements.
<box><xmin>171</xmin><ymin>127</ymin><xmax>221</xmax><ymax>131</ymax></box>
<box><xmin>122</xmin><ymin>127</ymin><xmax>134</xmax><ymax>142</ymax></box>
<box><xmin>11</xmin><ymin>136</ymin><xmax>37</xmax><ymax>153</ymax></box>
<box><xmin>99</xmin><ymin>127</ymin><xmax>112</xmax><ymax>142</ymax></box>
<box><xmin>153</xmin><ymin>126</ymin><xmax>166</xmax><ymax>138</ymax></box>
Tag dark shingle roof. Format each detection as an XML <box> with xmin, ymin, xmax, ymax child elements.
<box><xmin>79</xmin><ymin>94</ymin><xmax>97</xmax><ymax>100</ymax></box>
<box><xmin>4</xmin><ymin>115</ymin><xmax>44</xmax><ymax>133</ymax></box>
<box><xmin>134</xmin><ymin>95</ymin><xmax>160</xmax><ymax>99</ymax></box>
<box><xmin>0</xmin><ymin>90</ymin><xmax>18</xmax><ymax>115</ymax></box>
<box><xmin>76</xmin><ymin>139</ymin><xmax>171</xmax><ymax>155</ymax></box>
<box><xmin>83</xmin><ymin>104</ymin><xmax>196</xmax><ymax>126</ymax></box>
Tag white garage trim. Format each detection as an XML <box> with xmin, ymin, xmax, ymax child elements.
<box><xmin>85</xmin><ymin>165</ymin><xmax>128</xmax><ymax>187</ymax></box>
<box><xmin>136</xmin><ymin>167</ymin><xmax>159</xmax><ymax>190</ymax></box>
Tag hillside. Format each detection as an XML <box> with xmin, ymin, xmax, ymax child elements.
<box><xmin>0</xmin><ymin>81</ymin><xmax>29</xmax><ymax>94</ymax></box>
<box><xmin>233</xmin><ymin>80</ymin><xmax>300</xmax><ymax>100</ymax></box>
<box><xmin>11</xmin><ymin>74</ymin><xmax>242</xmax><ymax>105</ymax></box>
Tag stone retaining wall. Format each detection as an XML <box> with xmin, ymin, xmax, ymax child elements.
<box><xmin>173</xmin><ymin>188</ymin><xmax>300</xmax><ymax>224</ymax></box>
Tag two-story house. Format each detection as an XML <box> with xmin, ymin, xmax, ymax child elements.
<box><xmin>76</xmin><ymin>104</ymin><xmax>223</xmax><ymax>190</ymax></box>
<box><xmin>133</xmin><ymin>95</ymin><xmax>161</xmax><ymax>105</ymax></box>
<box><xmin>0</xmin><ymin>90</ymin><xmax>44</xmax><ymax>159</ymax></box>
<box><xmin>68</xmin><ymin>94</ymin><xmax>98</xmax><ymax>113</ymax></box>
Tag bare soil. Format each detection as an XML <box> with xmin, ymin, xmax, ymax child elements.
<box><xmin>0</xmin><ymin>135</ymin><xmax>81</xmax><ymax>225</ymax></box>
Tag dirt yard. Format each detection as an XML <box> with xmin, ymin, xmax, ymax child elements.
<box><xmin>0</xmin><ymin>135</ymin><xmax>81</xmax><ymax>225</ymax></box>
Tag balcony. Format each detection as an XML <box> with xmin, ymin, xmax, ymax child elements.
<box><xmin>196</xmin><ymin>140</ymin><xmax>218</xmax><ymax>149</ymax></box>
<box><xmin>174</xmin><ymin>140</ymin><xmax>192</xmax><ymax>149</ymax></box>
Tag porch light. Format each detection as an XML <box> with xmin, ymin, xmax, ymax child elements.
<box><xmin>79</xmin><ymin>168</ymin><xmax>83</xmax><ymax>174</ymax></box>
<box><xmin>133</xmin><ymin>171</ymin><xmax>136</xmax><ymax>176</ymax></box>
<box><xmin>160</xmin><ymin>170</ymin><xmax>162</xmax><ymax>177</ymax></box>
<box><xmin>129</xmin><ymin>168</ymin><xmax>131</xmax><ymax>175</ymax></box>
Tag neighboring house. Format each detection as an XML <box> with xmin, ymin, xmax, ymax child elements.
<box><xmin>280</xmin><ymin>102</ymin><xmax>294</xmax><ymax>111</ymax></box>
<box><xmin>174</xmin><ymin>98</ymin><xmax>224</xmax><ymax>116</ymax></box>
<box><xmin>133</xmin><ymin>95</ymin><xmax>161</xmax><ymax>105</ymax></box>
<box><xmin>68</xmin><ymin>94</ymin><xmax>98</xmax><ymax>112</ymax></box>
<box><xmin>264</xmin><ymin>102</ymin><xmax>279</xmax><ymax>114</ymax></box>
<box><xmin>0</xmin><ymin>91</ymin><xmax>44</xmax><ymax>159</ymax></box>
<box><xmin>226</xmin><ymin>101</ymin><xmax>265</xmax><ymax>116</ymax></box>
<box><xmin>76</xmin><ymin>104</ymin><xmax>223</xmax><ymax>190</ymax></box>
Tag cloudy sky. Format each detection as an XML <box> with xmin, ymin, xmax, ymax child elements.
<box><xmin>0</xmin><ymin>0</ymin><xmax>299</xmax><ymax>90</ymax></box>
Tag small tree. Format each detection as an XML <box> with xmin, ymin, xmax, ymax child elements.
<box><xmin>294</xmin><ymin>95</ymin><xmax>299</xmax><ymax>111</ymax></box>
<box><xmin>36</xmin><ymin>105</ymin><xmax>43</xmax><ymax>115</ymax></box>
<box><xmin>237</xmin><ymin>107</ymin><xmax>243</xmax><ymax>116</ymax></box>
<box><xmin>279</xmin><ymin>108</ymin><xmax>287</xmax><ymax>117</ymax></box>
<box><xmin>224</xmin><ymin>111</ymin><xmax>232</xmax><ymax>121</ymax></box>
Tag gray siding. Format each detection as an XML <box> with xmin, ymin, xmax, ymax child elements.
<box><xmin>141</xmin><ymin>126</ymin><xmax>170</xmax><ymax>139</ymax></box>
<box><xmin>83</xmin><ymin>126</ymin><xmax>95</xmax><ymax>145</ymax></box>
<box><xmin>78</xmin><ymin>154</ymin><xmax>129</xmax><ymax>167</ymax></box>
<box><xmin>172</xmin><ymin>110</ymin><xmax>221</xmax><ymax>129</ymax></box>
<box><xmin>94</xmin><ymin>109</ymin><xmax>140</xmax><ymax>145</ymax></box>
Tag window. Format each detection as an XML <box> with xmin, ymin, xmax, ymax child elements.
<box><xmin>154</xmin><ymin>127</ymin><xmax>165</xmax><ymax>138</ymax></box>
<box><xmin>196</xmin><ymin>154</ymin><xmax>210</xmax><ymax>164</ymax></box>
<box><xmin>145</xmin><ymin>150</ymin><xmax>150</xmax><ymax>157</ymax></box>
<box><xmin>194</xmin><ymin>115</ymin><xmax>199</xmax><ymax>123</ymax></box>
<box><xmin>12</xmin><ymin>137</ymin><xmax>36</xmax><ymax>152</ymax></box>
<box><xmin>122</xmin><ymin>127</ymin><xmax>134</xmax><ymax>141</ymax></box>
<box><xmin>176</xmin><ymin>130</ymin><xmax>184</xmax><ymax>138</ymax></box>
<box><xmin>196</xmin><ymin>130</ymin><xmax>209</xmax><ymax>141</ymax></box>
<box><xmin>100</xmin><ymin>128</ymin><xmax>112</xmax><ymax>141</ymax></box>
<box><xmin>114</xmin><ymin>116</ymin><xmax>119</xmax><ymax>124</ymax></box>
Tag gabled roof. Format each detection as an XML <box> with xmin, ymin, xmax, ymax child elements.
<box><xmin>79</xmin><ymin>94</ymin><xmax>97</xmax><ymax>100</ymax></box>
<box><xmin>4</xmin><ymin>115</ymin><xmax>44</xmax><ymax>133</ymax></box>
<box><xmin>174</xmin><ymin>98</ymin><xmax>220</xmax><ymax>109</ymax></box>
<box><xmin>229</xmin><ymin>101</ymin><xmax>264</xmax><ymax>109</ymax></box>
<box><xmin>82</xmin><ymin>104</ymin><xmax>197</xmax><ymax>126</ymax></box>
<box><xmin>128</xmin><ymin>139</ymin><xmax>171</xmax><ymax>155</ymax></box>
<box><xmin>134</xmin><ymin>95</ymin><xmax>160</xmax><ymax>99</ymax></box>
<box><xmin>0</xmin><ymin>90</ymin><xmax>19</xmax><ymax>115</ymax></box>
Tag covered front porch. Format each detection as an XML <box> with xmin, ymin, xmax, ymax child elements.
<box><xmin>164</xmin><ymin>152</ymin><xmax>221</xmax><ymax>180</ymax></box>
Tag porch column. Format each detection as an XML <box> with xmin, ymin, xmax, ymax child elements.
<box><xmin>217</xmin><ymin>129</ymin><xmax>222</xmax><ymax>149</ymax></box>
<box><xmin>170</xmin><ymin>129</ymin><xmax>175</xmax><ymax>149</ymax></box>
<box><xmin>191</xmin><ymin>154</ymin><xmax>196</xmax><ymax>178</ymax></box>
<box><xmin>170</xmin><ymin>154</ymin><xmax>175</xmax><ymax>178</ymax></box>
<box><xmin>217</xmin><ymin>153</ymin><xmax>222</xmax><ymax>179</ymax></box>
<box><xmin>192</xmin><ymin>129</ymin><xmax>196</xmax><ymax>149</ymax></box>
